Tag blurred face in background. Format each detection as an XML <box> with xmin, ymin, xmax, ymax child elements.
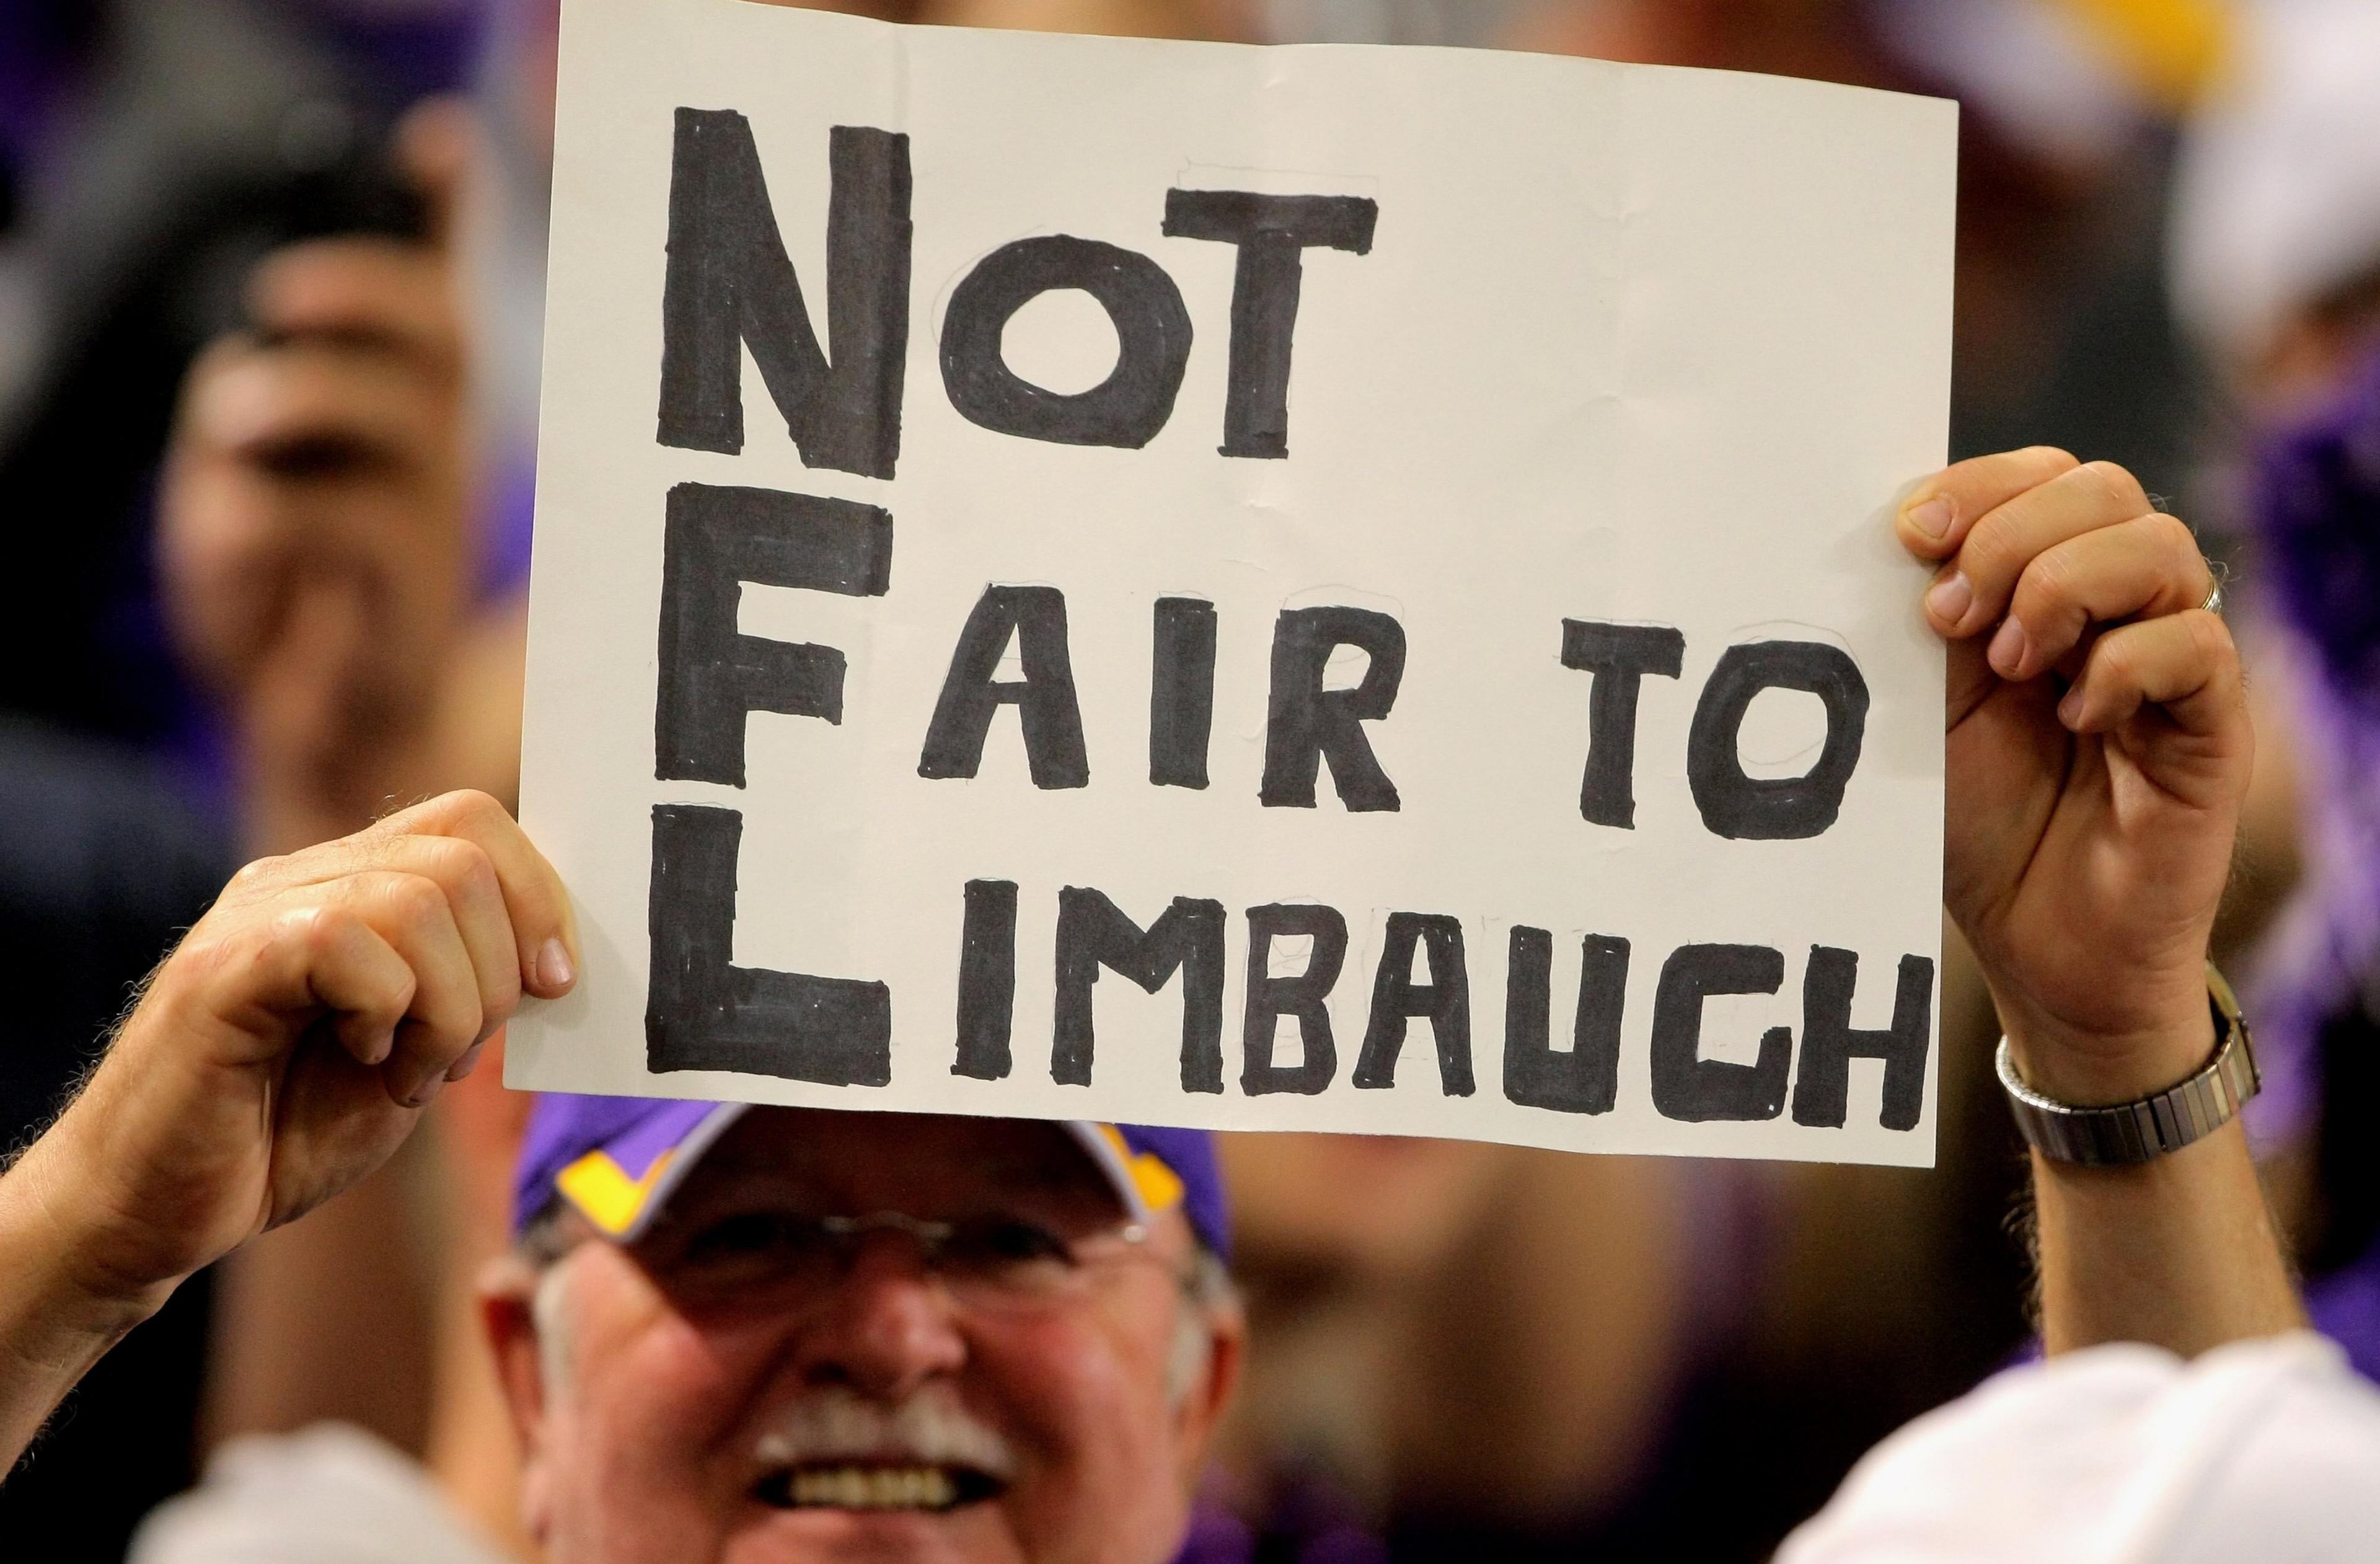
<box><xmin>487</xmin><ymin>1110</ymin><xmax>1241</xmax><ymax>1564</ymax></box>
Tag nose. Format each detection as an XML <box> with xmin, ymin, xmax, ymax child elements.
<box><xmin>790</xmin><ymin>1233</ymin><xmax>969</xmax><ymax>1397</ymax></box>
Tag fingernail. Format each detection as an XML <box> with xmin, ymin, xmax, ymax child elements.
<box><xmin>2058</xmin><ymin>684</ymin><xmax>2086</xmax><ymax>728</ymax></box>
<box><xmin>536</xmin><ymin>938</ymin><xmax>576</xmax><ymax>994</ymax></box>
<box><xmin>1988</xmin><ymin>617</ymin><xmax>2030</xmax><ymax>678</ymax></box>
<box><xmin>444</xmin><ymin>1039</ymin><xmax>487</xmax><ymax>1083</ymax></box>
<box><xmin>1924</xmin><ymin>569</ymin><xmax>1972</xmax><ymax>627</ymax></box>
<box><xmin>404</xmin><ymin>1072</ymin><xmax>447</xmax><ymax>1110</ymax></box>
<box><xmin>1907</xmin><ymin>497</ymin><xmax>1954</xmax><ymax>540</ymax></box>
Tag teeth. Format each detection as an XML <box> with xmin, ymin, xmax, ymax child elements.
<box><xmin>786</xmin><ymin>1465</ymin><xmax>959</xmax><ymax>1510</ymax></box>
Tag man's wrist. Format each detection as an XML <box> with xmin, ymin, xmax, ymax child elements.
<box><xmin>2002</xmin><ymin>1004</ymin><xmax>2221</xmax><ymax>1110</ymax></box>
<box><xmin>0</xmin><ymin>1123</ymin><xmax>178</xmax><ymax>1340</ymax></box>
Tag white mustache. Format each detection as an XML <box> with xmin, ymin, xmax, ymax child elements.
<box><xmin>752</xmin><ymin>1387</ymin><xmax>1020</xmax><ymax>1479</ymax></box>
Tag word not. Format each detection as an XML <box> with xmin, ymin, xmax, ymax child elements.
<box><xmin>658</xmin><ymin>114</ymin><xmax>1378</xmax><ymax>472</ymax></box>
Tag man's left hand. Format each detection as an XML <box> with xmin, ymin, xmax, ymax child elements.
<box><xmin>1898</xmin><ymin>448</ymin><xmax>2249</xmax><ymax>1105</ymax></box>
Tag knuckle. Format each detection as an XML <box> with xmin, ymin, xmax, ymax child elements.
<box><xmin>275</xmin><ymin>901</ymin><xmax>352</xmax><ymax>962</ymax></box>
<box><xmin>447</xmin><ymin>789</ymin><xmax>506</xmax><ymax>828</ymax></box>
<box><xmin>2185</xmin><ymin>607</ymin><xmax>2235</xmax><ymax>663</ymax></box>
<box><xmin>2079</xmin><ymin>459</ymin><xmax>2146</xmax><ymax>515</ymax></box>
<box><xmin>412</xmin><ymin>787</ymin><xmax>499</xmax><ymax>834</ymax></box>
<box><xmin>227</xmin><ymin>854</ymin><xmax>287</xmax><ymax>893</ymax></box>
<box><xmin>1959</xmin><ymin>515</ymin><xmax>2023</xmax><ymax>584</ymax></box>
<box><xmin>2148</xmin><ymin>511</ymin><xmax>2200</xmax><ymax>565</ymax></box>
<box><xmin>421</xmin><ymin>833</ymin><xmax>495</xmax><ymax>891</ymax></box>
<box><xmin>2094</xmin><ymin>635</ymin><xmax>2142</xmax><ymax>686</ymax></box>
<box><xmin>2016</xmin><ymin>544</ymin><xmax>2078</xmax><ymax>607</ymax></box>
<box><xmin>457</xmin><ymin>841</ymin><xmax>502</xmax><ymax>904</ymax></box>
<box><xmin>169</xmin><ymin>924</ymin><xmax>243</xmax><ymax>987</ymax></box>
<box><xmin>386</xmin><ymin>872</ymin><xmax>451</xmax><ymax>932</ymax></box>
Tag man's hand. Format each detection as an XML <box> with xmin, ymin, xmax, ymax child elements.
<box><xmin>7</xmin><ymin>791</ymin><xmax>573</xmax><ymax>1313</ymax></box>
<box><xmin>0</xmin><ymin>791</ymin><xmax>573</xmax><ymax>1465</ymax></box>
<box><xmin>1897</xmin><ymin>447</ymin><xmax>2249</xmax><ymax>1105</ymax></box>
<box><xmin>159</xmin><ymin>102</ymin><xmax>478</xmax><ymax>850</ymax></box>
<box><xmin>1900</xmin><ymin>448</ymin><xmax>2298</xmax><ymax>1359</ymax></box>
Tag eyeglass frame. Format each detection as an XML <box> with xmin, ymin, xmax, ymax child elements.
<box><xmin>522</xmin><ymin>1198</ymin><xmax>1193</xmax><ymax>1318</ymax></box>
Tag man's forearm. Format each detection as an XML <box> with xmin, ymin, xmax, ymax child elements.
<box><xmin>0</xmin><ymin>1137</ymin><xmax>169</xmax><ymax>1473</ymax></box>
<box><xmin>2016</xmin><ymin>1010</ymin><xmax>2305</xmax><ymax>1358</ymax></box>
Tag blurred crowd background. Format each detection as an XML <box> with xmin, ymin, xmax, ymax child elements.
<box><xmin>7</xmin><ymin>0</ymin><xmax>2380</xmax><ymax>1559</ymax></box>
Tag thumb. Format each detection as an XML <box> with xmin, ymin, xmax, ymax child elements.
<box><xmin>395</xmin><ymin>95</ymin><xmax>480</xmax><ymax>255</ymax></box>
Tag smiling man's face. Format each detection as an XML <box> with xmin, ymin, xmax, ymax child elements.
<box><xmin>485</xmin><ymin>1110</ymin><xmax>1241</xmax><ymax>1564</ymax></box>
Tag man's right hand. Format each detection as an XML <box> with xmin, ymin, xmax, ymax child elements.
<box><xmin>6</xmin><ymin>790</ymin><xmax>575</xmax><ymax>1314</ymax></box>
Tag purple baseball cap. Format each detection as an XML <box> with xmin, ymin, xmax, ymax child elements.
<box><xmin>513</xmin><ymin>1093</ymin><xmax>1231</xmax><ymax>1260</ymax></box>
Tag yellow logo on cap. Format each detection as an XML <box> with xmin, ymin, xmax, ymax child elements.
<box><xmin>556</xmin><ymin>1148</ymin><xmax>677</xmax><ymax>1237</ymax></box>
<box><xmin>1096</xmin><ymin>1124</ymin><xmax>1185</xmax><ymax>1215</ymax></box>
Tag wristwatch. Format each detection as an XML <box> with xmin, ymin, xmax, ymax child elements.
<box><xmin>1996</xmin><ymin>964</ymin><xmax>2260</xmax><ymax>1167</ymax></box>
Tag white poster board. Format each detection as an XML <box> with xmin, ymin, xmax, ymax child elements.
<box><xmin>510</xmin><ymin>0</ymin><xmax>1958</xmax><ymax>1167</ymax></box>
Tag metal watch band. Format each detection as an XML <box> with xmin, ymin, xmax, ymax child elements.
<box><xmin>1996</xmin><ymin>965</ymin><xmax>2261</xmax><ymax>1167</ymax></box>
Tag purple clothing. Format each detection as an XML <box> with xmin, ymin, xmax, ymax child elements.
<box><xmin>2309</xmin><ymin>1242</ymin><xmax>2380</xmax><ymax>1385</ymax></box>
<box><xmin>1175</xmin><ymin>1482</ymin><xmax>1386</xmax><ymax>1564</ymax></box>
<box><xmin>2242</xmin><ymin>350</ymin><xmax>2380</xmax><ymax>1147</ymax></box>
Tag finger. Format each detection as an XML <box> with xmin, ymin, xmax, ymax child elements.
<box><xmin>395</xmin><ymin>96</ymin><xmax>478</xmax><ymax>254</ymax></box>
<box><xmin>1991</xmin><ymin>513</ymin><xmax>2215</xmax><ymax>681</ymax></box>
<box><xmin>343</xmin><ymin>831</ymin><xmax>525</xmax><ymax>1045</ymax></box>
<box><xmin>246</xmin><ymin>241</ymin><xmax>461</xmax><ymax>373</ymax></box>
<box><xmin>183</xmin><ymin>340</ymin><xmax>446</xmax><ymax>477</ymax></box>
<box><xmin>1896</xmin><ymin>446</ymin><xmax>2079</xmax><ymax>561</ymax></box>
<box><xmin>444</xmin><ymin>1028</ymin><xmax>495</xmax><ymax>1085</ymax></box>
<box><xmin>376</xmin><ymin>792</ymin><xmax>579</xmax><ymax>1000</ymax></box>
<box><xmin>2057</xmin><ymin>610</ymin><xmax>2242</xmax><ymax>740</ymax></box>
<box><xmin>1925</xmin><ymin>459</ymin><xmax>2153</xmax><ymax>639</ymax></box>
<box><xmin>332</xmin><ymin>869</ymin><xmax>487</xmax><ymax>1107</ymax></box>
<box><xmin>242</xmin><ymin>576</ymin><xmax>374</xmax><ymax>763</ymax></box>
<box><xmin>261</xmin><ymin>899</ymin><xmax>416</xmax><ymax>1067</ymax></box>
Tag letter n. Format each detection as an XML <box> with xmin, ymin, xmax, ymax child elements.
<box><xmin>658</xmin><ymin>113</ymin><xmax>910</xmax><ymax>479</ymax></box>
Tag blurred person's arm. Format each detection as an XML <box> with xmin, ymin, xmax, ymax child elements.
<box><xmin>159</xmin><ymin>100</ymin><xmax>516</xmax><ymax>858</ymax></box>
<box><xmin>1903</xmin><ymin>448</ymin><xmax>2299</xmax><ymax>1358</ymax></box>
<box><xmin>0</xmin><ymin>792</ymin><xmax>576</xmax><ymax>1474</ymax></box>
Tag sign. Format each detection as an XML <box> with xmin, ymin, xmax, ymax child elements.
<box><xmin>509</xmin><ymin>0</ymin><xmax>1959</xmax><ymax>1167</ymax></box>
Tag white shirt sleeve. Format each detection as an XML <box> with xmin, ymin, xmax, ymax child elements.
<box><xmin>129</xmin><ymin>1423</ymin><xmax>511</xmax><ymax>1564</ymax></box>
<box><xmin>1777</xmin><ymin>1332</ymin><xmax>2380</xmax><ymax>1564</ymax></box>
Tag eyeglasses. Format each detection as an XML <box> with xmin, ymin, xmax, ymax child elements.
<box><xmin>638</xmin><ymin>1207</ymin><xmax>1162</xmax><ymax>1315</ymax></box>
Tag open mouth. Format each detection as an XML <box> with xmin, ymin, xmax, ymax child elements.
<box><xmin>752</xmin><ymin>1464</ymin><xmax>1006</xmax><ymax>1513</ymax></box>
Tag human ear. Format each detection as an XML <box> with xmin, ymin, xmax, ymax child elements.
<box><xmin>478</xmin><ymin>1254</ymin><xmax>559</xmax><ymax>1540</ymax></box>
<box><xmin>1170</xmin><ymin>1294</ymin><xmax>1246</xmax><ymax>1490</ymax></box>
